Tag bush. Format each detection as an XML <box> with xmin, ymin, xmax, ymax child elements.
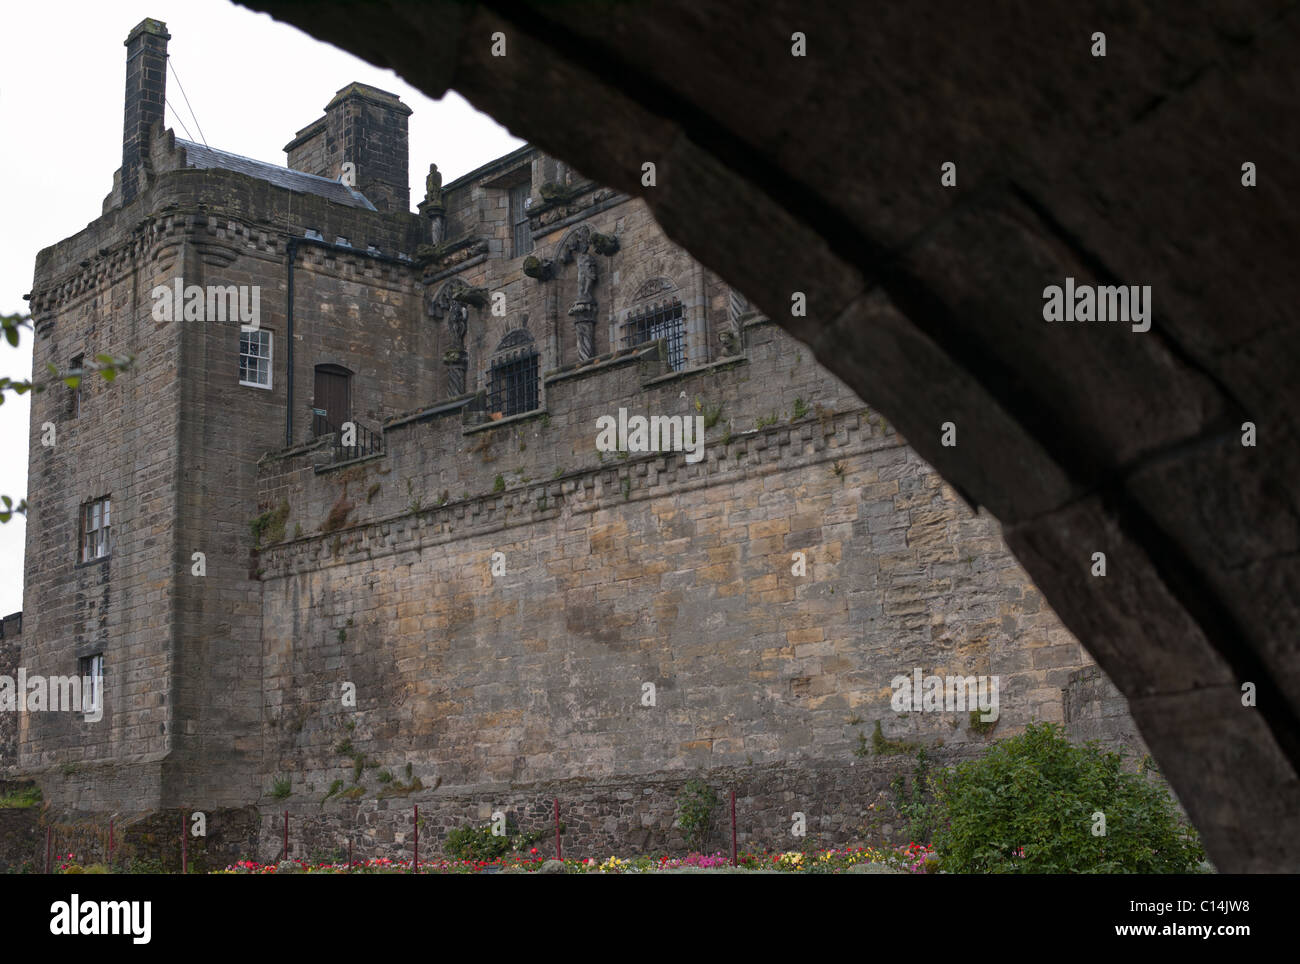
<box><xmin>930</xmin><ymin>723</ymin><xmax>1203</xmax><ymax>873</ymax></box>
<box><xmin>674</xmin><ymin>779</ymin><xmax>719</xmax><ymax>851</ymax></box>
<box><xmin>444</xmin><ymin>821</ymin><xmax>542</xmax><ymax>862</ymax></box>
<box><xmin>270</xmin><ymin>775</ymin><xmax>291</xmax><ymax>800</ymax></box>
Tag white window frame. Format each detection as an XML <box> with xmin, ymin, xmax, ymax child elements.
<box><xmin>80</xmin><ymin>653</ymin><xmax>104</xmax><ymax>716</ymax></box>
<box><xmin>239</xmin><ymin>329</ymin><xmax>274</xmax><ymax>389</ymax></box>
<box><xmin>80</xmin><ymin>496</ymin><xmax>111</xmax><ymax>563</ymax></box>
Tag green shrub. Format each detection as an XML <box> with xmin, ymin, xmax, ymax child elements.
<box><xmin>930</xmin><ymin>723</ymin><xmax>1203</xmax><ymax>873</ymax></box>
<box><xmin>270</xmin><ymin>775</ymin><xmax>292</xmax><ymax>800</ymax></box>
<box><xmin>0</xmin><ymin>784</ymin><xmax>41</xmax><ymax>809</ymax></box>
<box><xmin>250</xmin><ymin>501</ymin><xmax>290</xmax><ymax>547</ymax></box>
<box><xmin>444</xmin><ymin>821</ymin><xmax>542</xmax><ymax>861</ymax></box>
<box><xmin>890</xmin><ymin>748</ymin><xmax>937</xmax><ymax>844</ymax></box>
<box><xmin>674</xmin><ymin>778</ymin><xmax>719</xmax><ymax>851</ymax></box>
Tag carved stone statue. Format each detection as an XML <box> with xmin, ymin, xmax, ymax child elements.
<box><xmin>425</xmin><ymin>163</ymin><xmax>443</xmax><ymax>207</ymax></box>
<box><xmin>447</xmin><ymin>301</ymin><xmax>468</xmax><ymax>348</ymax></box>
<box><xmin>576</xmin><ymin>252</ymin><xmax>597</xmax><ymax>304</ymax></box>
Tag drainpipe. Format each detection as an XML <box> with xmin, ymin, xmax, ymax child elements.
<box><xmin>285</xmin><ymin>236</ymin><xmax>298</xmax><ymax>448</ymax></box>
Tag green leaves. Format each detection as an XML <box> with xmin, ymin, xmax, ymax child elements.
<box><xmin>928</xmin><ymin>723</ymin><xmax>1204</xmax><ymax>873</ymax></box>
<box><xmin>0</xmin><ymin>496</ymin><xmax>27</xmax><ymax>523</ymax></box>
<box><xmin>674</xmin><ymin>778</ymin><xmax>719</xmax><ymax>851</ymax></box>
<box><xmin>1</xmin><ymin>312</ymin><xmax>27</xmax><ymax>348</ymax></box>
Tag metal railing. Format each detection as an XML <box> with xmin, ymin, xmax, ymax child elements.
<box><xmin>311</xmin><ymin>409</ymin><xmax>384</xmax><ymax>463</ymax></box>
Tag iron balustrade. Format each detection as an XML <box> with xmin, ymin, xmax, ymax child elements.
<box><xmin>311</xmin><ymin>408</ymin><xmax>384</xmax><ymax>463</ymax></box>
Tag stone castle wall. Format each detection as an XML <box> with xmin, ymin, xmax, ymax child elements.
<box><xmin>14</xmin><ymin>71</ymin><xmax>1155</xmax><ymax>852</ymax></box>
<box><xmin>248</xmin><ymin>318</ymin><xmax>1127</xmax><ymax>855</ymax></box>
<box><xmin>0</xmin><ymin>616</ymin><xmax>20</xmax><ymax>773</ymax></box>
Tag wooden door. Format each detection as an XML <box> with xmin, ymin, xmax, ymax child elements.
<box><xmin>314</xmin><ymin>364</ymin><xmax>352</xmax><ymax>429</ymax></box>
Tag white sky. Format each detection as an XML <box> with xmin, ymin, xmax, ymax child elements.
<box><xmin>0</xmin><ymin>0</ymin><xmax>525</xmax><ymax>615</ymax></box>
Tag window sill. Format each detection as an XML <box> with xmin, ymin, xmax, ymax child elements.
<box><xmin>463</xmin><ymin>408</ymin><xmax>548</xmax><ymax>435</ymax></box>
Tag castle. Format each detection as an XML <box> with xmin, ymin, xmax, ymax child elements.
<box><xmin>7</xmin><ymin>19</ymin><xmax>1148</xmax><ymax>861</ymax></box>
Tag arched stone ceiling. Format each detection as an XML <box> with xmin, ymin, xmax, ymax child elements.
<box><xmin>236</xmin><ymin>0</ymin><xmax>1300</xmax><ymax>872</ymax></box>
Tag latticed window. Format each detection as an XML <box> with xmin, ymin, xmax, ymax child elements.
<box><xmin>510</xmin><ymin>183</ymin><xmax>532</xmax><ymax>258</ymax></box>
<box><xmin>239</xmin><ymin>329</ymin><xmax>272</xmax><ymax>388</ymax></box>
<box><xmin>625</xmin><ymin>299</ymin><xmax>686</xmax><ymax>371</ymax></box>
<box><xmin>488</xmin><ymin>329</ymin><xmax>539</xmax><ymax>417</ymax></box>
<box><xmin>80</xmin><ymin>496</ymin><xmax>111</xmax><ymax>562</ymax></box>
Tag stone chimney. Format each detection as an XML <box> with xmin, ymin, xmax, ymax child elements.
<box><xmin>121</xmin><ymin>18</ymin><xmax>169</xmax><ymax>206</ymax></box>
<box><xmin>286</xmin><ymin>83</ymin><xmax>412</xmax><ymax>212</ymax></box>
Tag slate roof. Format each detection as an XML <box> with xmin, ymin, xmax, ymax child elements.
<box><xmin>177</xmin><ymin>139</ymin><xmax>377</xmax><ymax>211</ymax></box>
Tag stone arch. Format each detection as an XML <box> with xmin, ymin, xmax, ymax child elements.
<box><xmin>427</xmin><ymin>276</ymin><xmax>470</xmax><ymax>322</ymax></box>
<box><xmin>241</xmin><ymin>0</ymin><xmax>1300</xmax><ymax>871</ymax></box>
<box><xmin>555</xmin><ymin>223</ymin><xmax>592</xmax><ymax>264</ymax></box>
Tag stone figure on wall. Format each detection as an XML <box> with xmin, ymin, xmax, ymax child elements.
<box><xmin>576</xmin><ymin>251</ymin><xmax>597</xmax><ymax>304</ymax></box>
<box><xmin>447</xmin><ymin>300</ymin><xmax>468</xmax><ymax>348</ymax></box>
<box><xmin>425</xmin><ymin>163</ymin><xmax>443</xmax><ymax>208</ymax></box>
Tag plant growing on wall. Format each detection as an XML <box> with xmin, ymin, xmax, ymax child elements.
<box><xmin>674</xmin><ymin>778</ymin><xmax>719</xmax><ymax>851</ymax></box>
<box><xmin>250</xmin><ymin>502</ymin><xmax>290</xmax><ymax>548</ymax></box>
<box><xmin>888</xmin><ymin>748</ymin><xmax>937</xmax><ymax>845</ymax></box>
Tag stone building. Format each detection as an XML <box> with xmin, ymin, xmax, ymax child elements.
<box><xmin>11</xmin><ymin>19</ymin><xmax>1146</xmax><ymax>858</ymax></box>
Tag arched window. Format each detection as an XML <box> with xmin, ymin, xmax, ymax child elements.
<box><xmin>487</xmin><ymin>329</ymin><xmax>539</xmax><ymax>417</ymax></box>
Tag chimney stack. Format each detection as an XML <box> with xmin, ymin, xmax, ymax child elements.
<box><xmin>327</xmin><ymin>83</ymin><xmax>412</xmax><ymax>212</ymax></box>
<box><xmin>121</xmin><ymin>18</ymin><xmax>170</xmax><ymax>205</ymax></box>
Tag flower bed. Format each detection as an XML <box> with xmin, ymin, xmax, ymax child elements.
<box><xmin>211</xmin><ymin>843</ymin><xmax>936</xmax><ymax>874</ymax></box>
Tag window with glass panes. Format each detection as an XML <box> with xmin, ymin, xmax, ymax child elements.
<box><xmin>510</xmin><ymin>183</ymin><xmax>532</xmax><ymax>258</ymax></box>
<box><xmin>80</xmin><ymin>496</ymin><xmax>111</xmax><ymax>562</ymax></box>
<box><xmin>239</xmin><ymin>329</ymin><xmax>272</xmax><ymax>388</ymax></box>
<box><xmin>79</xmin><ymin>653</ymin><xmax>104</xmax><ymax>713</ymax></box>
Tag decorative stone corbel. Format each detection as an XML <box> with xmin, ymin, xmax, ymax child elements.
<box><xmin>568</xmin><ymin>301</ymin><xmax>597</xmax><ymax>361</ymax></box>
<box><xmin>591</xmin><ymin>232</ymin><xmax>620</xmax><ymax>256</ymax></box>
<box><xmin>523</xmin><ymin>255</ymin><xmax>555</xmax><ymax>281</ymax></box>
<box><xmin>443</xmin><ymin>347</ymin><xmax>468</xmax><ymax>396</ymax></box>
<box><xmin>452</xmin><ymin>286</ymin><xmax>489</xmax><ymax>309</ymax></box>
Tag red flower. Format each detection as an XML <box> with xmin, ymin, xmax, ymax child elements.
<box><xmin>530</xmin><ymin>848</ymin><xmax>538</xmax><ymax>855</ymax></box>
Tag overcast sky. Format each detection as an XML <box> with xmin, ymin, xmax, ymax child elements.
<box><xmin>0</xmin><ymin>0</ymin><xmax>525</xmax><ymax>615</ymax></box>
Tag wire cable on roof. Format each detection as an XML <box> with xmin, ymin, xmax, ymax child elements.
<box><xmin>165</xmin><ymin>101</ymin><xmax>197</xmax><ymax>143</ymax></box>
<box><xmin>167</xmin><ymin>56</ymin><xmax>208</xmax><ymax>147</ymax></box>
